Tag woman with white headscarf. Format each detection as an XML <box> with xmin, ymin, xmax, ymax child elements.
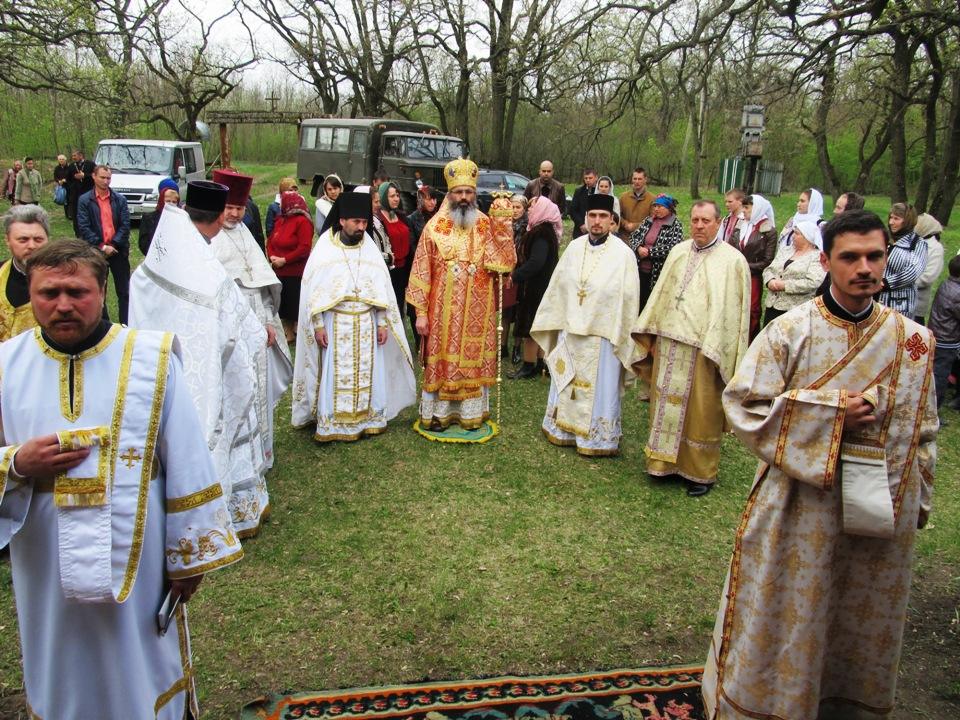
<box><xmin>778</xmin><ymin>187</ymin><xmax>824</xmax><ymax>247</ymax></box>
<box><xmin>729</xmin><ymin>194</ymin><xmax>778</xmax><ymax>340</ymax></box>
<box><xmin>762</xmin><ymin>220</ymin><xmax>826</xmax><ymax>326</ymax></box>
<box><xmin>595</xmin><ymin>175</ymin><xmax>621</xmax><ymax>217</ymax></box>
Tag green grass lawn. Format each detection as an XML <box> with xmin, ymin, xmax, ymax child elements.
<box><xmin>0</xmin><ymin>166</ymin><xmax>958</xmax><ymax>718</ymax></box>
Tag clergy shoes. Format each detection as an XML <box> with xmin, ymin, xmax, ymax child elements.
<box><xmin>510</xmin><ymin>362</ymin><xmax>538</xmax><ymax>379</ymax></box>
<box><xmin>686</xmin><ymin>481</ymin><xmax>712</xmax><ymax>497</ymax></box>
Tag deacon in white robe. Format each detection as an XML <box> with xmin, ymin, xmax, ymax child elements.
<box><xmin>293</xmin><ymin>192</ymin><xmax>416</xmax><ymax>440</ymax></box>
<box><xmin>531</xmin><ymin>193</ymin><xmax>640</xmax><ymax>456</ymax></box>
<box><xmin>211</xmin><ymin>169</ymin><xmax>293</xmax><ymax>469</ymax></box>
<box><xmin>129</xmin><ymin>182</ymin><xmax>270</xmax><ymax>538</ymax></box>
<box><xmin>703</xmin><ymin>212</ymin><xmax>938</xmax><ymax>719</ymax></box>
<box><xmin>0</xmin><ymin>240</ymin><xmax>242</xmax><ymax>719</ymax></box>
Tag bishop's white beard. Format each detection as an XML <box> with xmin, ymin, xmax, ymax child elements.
<box><xmin>222</xmin><ymin>219</ymin><xmax>240</xmax><ymax>229</ymax></box>
<box><xmin>449</xmin><ymin>200</ymin><xmax>478</xmax><ymax>229</ymax></box>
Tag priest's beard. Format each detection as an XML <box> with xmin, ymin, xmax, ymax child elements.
<box><xmin>341</xmin><ymin>228</ymin><xmax>364</xmax><ymax>245</ymax></box>
<box><xmin>449</xmin><ymin>197</ymin><xmax>478</xmax><ymax>229</ymax></box>
<box><xmin>222</xmin><ymin>219</ymin><xmax>239</xmax><ymax>229</ymax></box>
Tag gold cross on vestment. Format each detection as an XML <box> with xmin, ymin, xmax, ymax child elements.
<box><xmin>120</xmin><ymin>448</ymin><xmax>143</xmax><ymax>469</ymax></box>
<box><xmin>577</xmin><ymin>288</ymin><xmax>587</xmax><ymax>305</ymax></box>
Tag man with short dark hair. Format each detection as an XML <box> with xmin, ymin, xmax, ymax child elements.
<box><xmin>523</xmin><ymin>160</ymin><xmax>566</xmax><ymax>213</ymax></box>
<box><xmin>0</xmin><ymin>238</ymin><xmax>242</xmax><ymax>719</ymax></box>
<box><xmin>569</xmin><ymin>168</ymin><xmax>598</xmax><ymax>236</ymax></box>
<box><xmin>618</xmin><ymin>167</ymin><xmax>652</xmax><ymax>235</ymax></box>
<box><xmin>68</xmin><ymin>149</ymin><xmax>96</xmax><ymax>236</ymax></box>
<box><xmin>0</xmin><ymin>204</ymin><xmax>49</xmax><ymax>340</ymax></box>
<box><xmin>76</xmin><ymin>164</ymin><xmax>131</xmax><ymax>323</ymax></box>
<box><xmin>632</xmin><ymin>199</ymin><xmax>751</xmax><ymax>496</ymax></box>
<box><xmin>531</xmin><ymin>193</ymin><xmax>640</xmax><ymax>456</ymax></box>
<box><xmin>130</xmin><ymin>180</ymin><xmax>273</xmax><ymax>538</ymax></box>
<box><xmin>14</xmin><ymin>157</ymin><xmax>42</xmax><ymax>205</ymax></box>
<box><xmin>703</xmin><ymin>209</ymin><xmax>938</xmax><ymax>720</ymax></box>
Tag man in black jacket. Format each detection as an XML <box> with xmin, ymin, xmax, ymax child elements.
<box><xmin>68</xmin><ymin>149</ymin><xmax>96</xmax><ymax>236</ymax></box>
<box><xmin>76</xmin><ymin>165</ymin><xmax>131</xmax><ymax>323</ymax></box>
<box><xmin>569</xmin><ymin>168</ymin><xmax>597</xmax><ymax>236</ymax></box>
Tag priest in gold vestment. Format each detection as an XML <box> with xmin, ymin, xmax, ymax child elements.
<box><xmin>0</xmin><ymin>204</ymin><xmax>49</xmax><ymax>341</ymax></box>
<box><xmin>532</xmin><ymin>193</ymin><xmax>640</xmax><ymax>455</ymax></box>
<box><xmin>703</xmin><ymin>211</ymin><xmax>938</xmax><ymax>720</ymax></box>
<box><xmin>631</xmin><ymin>200</ymin><xmax>750</xmax><ymax>496</ymax></box>
<box><xmin>406</xmin><ymin>158</ymin><xmax>516</xmax><ymax>430</ymax></box>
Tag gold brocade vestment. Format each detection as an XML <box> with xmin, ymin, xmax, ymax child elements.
<box><xmin>406</xmin><ymin>207</ymin><xmax>516</xmax><ymax>401</ymax></box>
<box><xmin>0</xmin><ymin>260</ymin><xmax>37</xmax><ymax>342</ymax></box>
<box><xmin>703</xmin><ymin>298</ymin><xmax>938</xmax><ymax>719</ymax></box>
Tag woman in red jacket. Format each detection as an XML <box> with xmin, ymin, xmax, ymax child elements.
<box><xmin>268</xmin><ymin>191</ymin><xmax>314</xmax><ymax>342</ymax></box>
<box><xmin>377</xmin><ymin>182</ymin><xmax>411</xmax><ymax>324</ymax></box>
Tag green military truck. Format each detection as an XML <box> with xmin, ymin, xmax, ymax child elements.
<box><xmin>296</xmin><ymin>118</ymin><xmax>465</xmax><ymax>207</ymax></box>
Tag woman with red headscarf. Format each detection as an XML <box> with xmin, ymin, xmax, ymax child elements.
<box><xmin>268</xmin><ymin>191</ymin><xmax>314</xmax><ymax>342</ymax></box>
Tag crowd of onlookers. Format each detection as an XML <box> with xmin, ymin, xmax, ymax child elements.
<box><xmin>5</xmin><ymin>154</ymin><xmax>959</xmax><ymax>417</ymax></box>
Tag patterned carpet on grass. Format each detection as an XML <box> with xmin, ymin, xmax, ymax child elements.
<box><xmin>241</xmin><ymin>666</ymin><xmax>705</xmax><ymax>720</ymax></box>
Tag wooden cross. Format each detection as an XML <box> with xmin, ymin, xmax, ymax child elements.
<box><xmin>267</xmin><ymin>92</ymin><xmax>280</xmax><ymax>111</ymax></box>
<box><xmin>120</xmin><ymin>447</ymin><xmax>143</xmax><ymax>469</ymax></box>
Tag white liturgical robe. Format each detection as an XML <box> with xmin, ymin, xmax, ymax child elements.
<box><xmin>211</xmin><ymin>221</ymin><xmax>293</xmax><ymax>468</ymax></box>
<box><xmin>0</xmin><ymin>326</ymin><xmax>242</xmax><ymax>719</ymax></box>
<box><xmin>292</xmin><ymin>229</ymin><xmax>416</xmax><ymax>440</ymax></box>
<box><xmin>129</xmin><ymin>205</ymin><xmax>270</xmax><ymax>537</ymax></box>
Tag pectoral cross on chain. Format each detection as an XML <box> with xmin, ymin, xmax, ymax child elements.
<box><xmin>120</xmin><ymin>447</ymin><xmax>143</xmax><ymax>469</ymax></box>
<box><xmin>577</xmin><ymin>288</ymin><xmax>587</xmax><ymax>305</ymax></box>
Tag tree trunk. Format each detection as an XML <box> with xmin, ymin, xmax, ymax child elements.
<box><xmin>931</xmin><ymin>68</ymin><xmax>960</xmax><ymax>225</ymax></box>
<box><xmin>809</xmin><ymin>39</ymin><xmax>844</xmax><ymax>199</ymax></box>
<box><xmin>914</xmin><ymin>37</ymin><xmax>943</xmax><ymax>213</ymax></box>
<box><xmin>887</xmin><ymin>31</ymin><xmax>911</xmax><ymax>203</ymax></box>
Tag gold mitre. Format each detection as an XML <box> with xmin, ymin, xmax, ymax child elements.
<box><xmin>444</xmin><ymin>157</ymin><xmax>479</xmax><ymax>190</ymax></box>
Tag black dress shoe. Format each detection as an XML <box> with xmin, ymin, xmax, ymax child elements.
<box><xmin>510</xmin><ymin>362</ymin><xmax>538</xmax><ymax>379</ymax></box>
<box><xmin>686</xmin><ymin>481</ymin><xmax>712</xmax><ymax>497</ymax></box>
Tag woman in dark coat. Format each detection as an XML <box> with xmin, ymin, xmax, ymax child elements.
<box><xmin>510</xmin><ymin>196</ymin><xmax>561</xmax><ymax>379</ymax></box>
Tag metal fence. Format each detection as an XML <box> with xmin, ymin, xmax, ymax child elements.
<box><xmin>717</xmin><ymin>157</ymin><xmax>784</xmax><ymax>196</ymax></box>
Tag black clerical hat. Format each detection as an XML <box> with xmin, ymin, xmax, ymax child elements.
<box><xmin>186</xmin><ymin>181</ymin><xmax>229</xmax><ymax>213</ymax></box>
<box><xmin>319</xmin><ymin>190</ymin><xmax>374</xmax><ymax>236</ymax></box>
<box><xmin>338</xmin><ymin>192</ymin><xmax>369</xmax><ymax>219</ymax></box>
<box><xmin>587</xmin><ymin>193</ymin><xmax>614</xmax><ymax>213</ymax></box>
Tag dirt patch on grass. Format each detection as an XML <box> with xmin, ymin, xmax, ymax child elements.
<box><xmin>895</xmin><ymin>566</ymin><xmax>960</xmax><ymax>718</ymax></box>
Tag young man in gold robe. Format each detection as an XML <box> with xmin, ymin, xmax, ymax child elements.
<box><xmin>0</xmin><ymin>204</ymin><xmax>49</xmax><ymax>341</ymax></box>
<box><xmin>406</xmin><ymin>158</ymin><xmax>516</xmax><ymax>431</ymax></box>
<box><xmin>531</xmin><ymin>193</ymin><xmax>640</xmax><ymax>455</ymax></box>
<box><xmin>702</xmin><ymin>210</ymin><xmax>938</xmax><ymax>719</ymax></box>
<box><xmin>631</xmin><ymin>199</ymin><xmax>751</xmax><ymax>496</ymax></box>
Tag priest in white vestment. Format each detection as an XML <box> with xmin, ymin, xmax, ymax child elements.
<box><xmin>702</xmin><ymin>211</ymin><xmax>938</xmax><ymax>719</ymax></box>
<box><xmin>211</xmin><ymin>169</ymin><xmax>293</xmax><ymax>468</ymax></box>
<box><xmin>531</xmin><ymin>193</ymin><xmax>640</xmax><ymax>455</ymax></box>
<box><xmin>0</xmin><ymin>240</ymin><xmax>242</xmax><ymax>719</ymax></box>
<box><xmin>293</xmin><ymin>191</ymin><xmax>416</xmax><ymax>440</ymax></box>
<box><xmin>129</xmin><ymin>181</ymin><xmax>271</xmax><ymax>538</ymax></box>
